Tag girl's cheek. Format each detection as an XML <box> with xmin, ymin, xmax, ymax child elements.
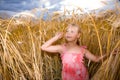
<box><xmin>64</xmin><ymin>34</ymin><xmax>67</xmax><ymax>37</ymax></box>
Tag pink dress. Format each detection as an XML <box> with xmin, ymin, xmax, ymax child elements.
<box><xmin>61</xmin><ymin>45</ymin><xmax>89</xmax><ymax>80</ymax></box>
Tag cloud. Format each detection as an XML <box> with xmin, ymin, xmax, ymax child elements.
<box><xmin>0</xmin><ymin>0</ymin><xmax>118</xmax><ymax>12</ymax></box>
<box><xmin>0</xmin><ymin>0</ymin><xmax>119</xmax><ymax>19</ymax></box>
<box><xmin>0</xmin><ymin>0</ymin><xmax>40</xmax><ymax>12</ymax></box>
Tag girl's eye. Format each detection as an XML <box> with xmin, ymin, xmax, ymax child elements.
<box><xmin>66</xmin><ymin>30</ymin><xmax>69</xmax><ymax>32</ymax></box>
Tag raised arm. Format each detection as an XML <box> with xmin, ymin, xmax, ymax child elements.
<box><xmin>41</xmin><ymin>32</ymin><xmax>63</xmax><ymax>53</ymax></box>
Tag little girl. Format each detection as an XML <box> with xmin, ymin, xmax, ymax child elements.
<box><xmin>41</xmin><ymin>24</ymin><xmax>115</xmax><ymax>80</ymax></box>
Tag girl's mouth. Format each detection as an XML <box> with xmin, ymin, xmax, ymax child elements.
<box><xmin>66</xmin><ymin>36</ymin><xmax>72</xmax><ymax>38</ymax></box>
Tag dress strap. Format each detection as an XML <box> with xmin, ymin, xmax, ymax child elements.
<box><xmin>81</xmin><ymin>46</ymin><xmax>87</xmax><ymax>49</ymax></box>
<box><xmin>80</xmin><ymin>46</ymin><xmax>87</xmax><ymax>55</ymax></box>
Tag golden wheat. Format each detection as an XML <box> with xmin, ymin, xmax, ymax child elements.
<box><xmin>0</xmin><ymin>9</ymin><xmax>120</xmax><ymax>80</ymax></box>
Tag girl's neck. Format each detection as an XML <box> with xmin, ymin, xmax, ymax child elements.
<box><xmin>66</xmin><ymin>41</ymin><xmax>78</xmax><ymax>47</ymax></box>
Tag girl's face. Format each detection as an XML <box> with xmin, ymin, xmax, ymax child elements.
<box><xmin>65</xmin><ymin>26</ymin><xmax>80</xmax><ymax>42</ymax></box>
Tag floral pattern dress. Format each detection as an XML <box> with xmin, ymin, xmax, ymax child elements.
<box><xmin>61</xmin><ymin>45</ymin><xmax>89</xmax><ymax>80</ymax></box>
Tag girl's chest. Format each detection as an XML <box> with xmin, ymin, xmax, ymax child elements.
<box><xmin>61</xmin><ymin>52</ymin><xmax>84</xmax><ymax>64</ymax></box>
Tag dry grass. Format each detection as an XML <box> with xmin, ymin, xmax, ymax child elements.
<box><xmin>0</xmin><ymin>9</ymin><xmax>120</xmax><ymax>80</ymax></box>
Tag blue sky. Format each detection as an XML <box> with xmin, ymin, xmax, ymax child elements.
<box><xmin>0</xmin><ymin>0</ymin><xmax>40</xmax><ymax>11</ymax></box>
<box><xmin>0</xmin><ymin>0</ymin><xmax>118</xmax><ymax>12</ymax></box>
<box><xmin>0</xmin><ymin>0</ymin><xmax>120</xmax><ymax>18</ymax></box>
<box><xmin>0</xmin><ymin>0</ymin><xmax>61</xmax><ymax>12</ymax></box>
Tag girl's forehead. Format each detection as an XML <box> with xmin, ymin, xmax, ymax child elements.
<box><xmin>67</xmin><ymin>26</ymin><xmax>78</xmax><ymax>30</ymax></box>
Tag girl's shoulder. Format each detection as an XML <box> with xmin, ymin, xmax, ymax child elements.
<box><xmin>58</xmin><ymin>43</ymin><xmax>66</xmax><ymax>54</ymax></box>
<box><xmin>80</xmin><ymin>46</ymin><xmax>87</xmax><ymax>49</ymax></box>
<box><xmin>79</xmin><ymin>46</ymin><xmax>88</xmax><ymax>54</ymax></box>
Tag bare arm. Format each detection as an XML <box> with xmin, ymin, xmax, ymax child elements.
<box><xmin>41</xmin><ymin>32</ymin><xmax>63</xmax><ymax>53</ymax></box>
<box><xmin>84</xmin><ymin>49</ymin><xmax>111</xmax><ymax>62</ymax></box>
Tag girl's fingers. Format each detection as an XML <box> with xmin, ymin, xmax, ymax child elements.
<box><xmin>58</xmin><ymin>32</ymin><xmax>63</xmax><ymax>38</ymax></box>
<box><xmin>55</xmin><ymin>32</ymin><xmax>63</xmax><ymax>39</ymax></box>
<box><xmin>112</xmin><ymin>48</ymin><xmax>120</xmax><ymax>54</ymax></box>
<box><xmin>56</xmin><ymin>32</ymin><xmax>63</xmax><ymax>36</ymax></box>
<box><xmin>56</xmin><ymin>32</ymin><xmax>62</xmax><ymax>35</ymax></box>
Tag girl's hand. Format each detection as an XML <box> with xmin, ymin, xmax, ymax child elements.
<box><xmin>54</xmin><ymin>32</ymin><xmax>63</xmax><ymax>40</ymax></box>
<box><xmin>112</xmin><ymin>48</ymin><xmax>120</xmax><ymax>55</ymax></box>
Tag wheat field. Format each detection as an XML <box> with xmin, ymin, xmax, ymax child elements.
<box><xmin>0</xmin><ymin>8</ymin><xmax>120</xmax><ymax>80</ymax></box>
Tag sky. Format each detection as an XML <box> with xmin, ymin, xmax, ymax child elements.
<box><xmin>0</xmin><ymin>0</ymin><xmax>39</xmax><ymax>11</ymax></box>
<box><xmin>0</xmin><ymin>0</ymin><xmax>60</xmax><ymax>12</ymax></box>
<box><xmin>0</xmin><ymin>0</ymin><xmax>120</xmax><ymax>18</ymax></box>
